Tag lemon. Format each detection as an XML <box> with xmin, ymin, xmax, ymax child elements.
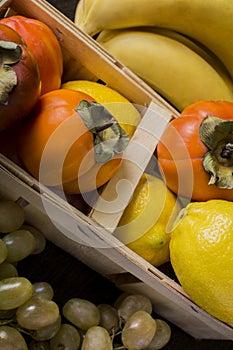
<box><xmin>61</xmin><ymin>80</ymin><xmax>141</xmax><ymax>138</ymax></box>
<box><xmin>170</xmin><ymin>199</ymin><xmax>233</xmax><ymax>323</ymax></box>
<box><xmin>115</xmin><ymin>173</ymin><xmax>181</xmax><ymax>266</ymax></box>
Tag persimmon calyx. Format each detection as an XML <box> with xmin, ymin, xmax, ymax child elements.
<box><xmin>200</xmin><ymin>115</ymin><xmax>233</xmax><ymax>189</ymax></box>
<box><xmin>0</xmin><ymin>40</ymin><xmax>22</xmax><ymax>104</ymax></box>
<box><xmin>76</xmin><ymin>99</ymin><xmax>129</xmax><ymax>163</ymax></box>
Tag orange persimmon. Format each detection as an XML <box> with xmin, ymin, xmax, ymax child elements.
<box><xmin>0</xmin><ymin>23</ymin><xmax>40</xmax><ymax>131</ymax></box>
<box><xmin>17</xmin><ymin>89</ymin><xmax>129</xmax><ymax>194</ymax></box>
<box><xmin>157</xmin><ymin>100</ymin><xmax>233</xmax><ymax>201</ymax></box>
<box><xmin>1</xmin><ymin>15</ymin><xmax>63</xmax><ymax>95</ymax></box>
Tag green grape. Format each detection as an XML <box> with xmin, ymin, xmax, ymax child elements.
<box><xmin>121</xmin><ymin>310</ymin><xmax>156</xmax><ymax>350</ymax></box>
<box><xmin>117</xmin><ymin>294</ymin><xmax>153</xmax><ymax>323</ymax></box>
<box><xmin>97</xmin><ymin>303</ymin><xmax>120</xmax><ymax>334</ymax></box>
<box><xmin>21</xmin><ymin>225</ymin><xmax>46</xmax><ymax>255</ymax></box>
<box><xmin>0</xmin><ymin>261</ymin><xmax>18</xmax><ymax>279</ymax></box>
<box><xmin>0</xmin><ymin>277</ymin><xmax>33</xmax><ymax>310</ymax></box>
<box><xmin>81</xmin><ymin>326</ymin><xmax>113</xmax><ymax>350</ymax></box>
<box><xmin>28</xmin><ymin>339</ymin><xmax>50</xmax><ymax>350</ymax></box>
<box><xmin>147</xmin><ymin>319</ymin><xmax>171</xmax><ymax>350</ymax></box>
<box><xmin>32</xmin><ymin>282</ymin><xmax>54</xmax><ymax>300</ymax></box>
<box><xmin>0</xmin><ymin>325</ymin><xmax>28</xmax><ymax>349</ymax></box>
<box><xmin>31</xmin><ymin>315</ymin><xmax>61</xmax><ymax>341</ymax></box>
<box><xmin>0</xmin><ymin>239</ymin><xmax>8</xmax><ymax>264</ymax></box>
<box><xmin>0</xmin><ymin>200</ymin><xmax>25</xmax><ymax>233</ymax></box>
<box><xmin>50</xmin><ymin>323</ymin><xmax>81</xmax><ymax>350</ymax></box>
<box><xmin>62</xmin><ymin>298</ymin><xmax>100</xmax><ymax>330</ymax></box>
<box><xmin>16</xmin><ymin>296</ymin><xmax>60</xmax><ymax>330</ymax></box>
<box><xmin>114</xmin><ymin>292</ymin><xmax>130</xmax><ymax>309</ymax></box>
<box><xmin>3</xmin><ymin>229</ymin><xmax>36</xmax><ymax>263</ymax></box>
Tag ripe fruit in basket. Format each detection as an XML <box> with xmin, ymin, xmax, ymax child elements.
<box><xmin>115</xmin><ymin>173</ymin><xmax>181</xmax><ymax>266</ymax></box>
<box><xmin>169</xmin><ymin>199</ymin><xmax>233</xmax><ymax>323</ymax></box>
<box><xmin>96</xmin><ymin>28</ymin><xmax>233</xmax><ymax>112</ymax></box>
<box><xmin>75</xmin><ymin>0</ymin><xmax>233</xmax><ymax>81</ymax></box>
<box><xmin>62</xmin><ymin>79</ymin><xmax>141</xmax><ymax>137</ymax></box>
<box><xmin>0</xmin><ymin>15</ymin><xmax>63</xmax><ymax>95</ymax></box>
<box><xmin>17</xmin><ymin>89</ymin><xmax>129</xmax><ymax>194</ymax></box>
<box><xmin>0</xmin><ymin>23</ymin><xmax>41</xmax><ymax>131</ymax></box>
<box><xmin>157</xmin><ymin>100</ymin><xmax>233</xmax><ymax>201</ymax></box>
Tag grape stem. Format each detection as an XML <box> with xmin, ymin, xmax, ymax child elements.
<box><xmin>0</xmin><ymin>318</ymin><xmax>14</xmax><ymax>326</ymax></box>
<box><xmin>0</xmin><ymin>320</ymin><xmax>31</xmax><ymax>336</ymax></box>
<box><xmin>111</xmin><ymin>329</ymin><xmax>122</xmax><ymax>339</ymax></box>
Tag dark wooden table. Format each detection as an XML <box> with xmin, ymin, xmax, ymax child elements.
<box><xmin>20</xmin><ymin>1</ymin><xmax>233</xmax><ymax>348</ymax></box>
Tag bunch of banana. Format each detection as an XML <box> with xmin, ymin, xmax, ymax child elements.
<box><xmin>95</xmin><ymin>28</ymin><xmax>233</xmax><ymax>111</ymax></box>
<box><xmin>75</xmin><ymin>0</ymin><xmax>233</xmax><ymax>82</ymax></box>
<box><xmin>75</xmin><ymin>1</ymin><xmax>233</xmax><ymax>112</ymax></box>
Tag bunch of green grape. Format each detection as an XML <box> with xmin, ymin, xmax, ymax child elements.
<box><xmin>0</xmin><ymin>198</ymin><xmax>171</xmax><ymax>349</ymax></box>
<box><xmin>61</xmin><ymin>294</ymin><xmax>172</xmax><ymax>350</ymax></box>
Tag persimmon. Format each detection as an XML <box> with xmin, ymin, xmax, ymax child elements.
<box><xmin>0</xmin><ymin>23</ymin><xmax>40</xmax><ymax>131</ymax></box>
<box><xmin>157</xmin><ymin>100</ymin><xmax>233</xmax><ymax>201</ymax></box>
<box><xmin>1</xmin><ymin>15</ymin><xmax>63</xmax><ymax>95</ymax></box>
<box><xmin>17</xmin><ymin>89</ymin><xmax>129</xmax><ymax>194</ymax></box>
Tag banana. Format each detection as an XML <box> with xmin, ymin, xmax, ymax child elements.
<box><xmin>74</xmin><ymin>0</ymin><xmax>233</xmax><ymax>81</ymax></box>
<box><xmin>96</xmin><ymin>29</ymin><xmax>233</xmax><ymax>111</ymax></box>
<box><xmin>143</xmin><ymin>27</ymin><xmax>233</xmax><ymax>85</ymax></box>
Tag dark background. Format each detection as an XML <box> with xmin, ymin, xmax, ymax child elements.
<box><xmin>19</xmin><ymin>0</ymin><xmax>233</xmax><ymax>348</ymax></box>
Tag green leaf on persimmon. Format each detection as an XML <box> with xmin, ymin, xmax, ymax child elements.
<box><xmin>0</xmin><ymin>40</ymin><xmax>22</xmax><ymax>104</ymax></box>
<box><xmin>76</xmin><ymin>99</ymin><xmax>129</xmax><ymax>163</ymax></box>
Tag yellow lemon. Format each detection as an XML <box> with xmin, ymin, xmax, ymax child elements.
<box><xmin>170</xmin><ymin>199</ymin><xmax>233</xmax><ymax>323</ymax></box>
<box><xmin>61</xmin><ymin>80</ymin><xmax>141</xmax><ymax>138</ymax></box>
<box><xmin>115</xmin><ymin>173</ymin><xmax>181</xmax><ymax>266</ymax></box>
